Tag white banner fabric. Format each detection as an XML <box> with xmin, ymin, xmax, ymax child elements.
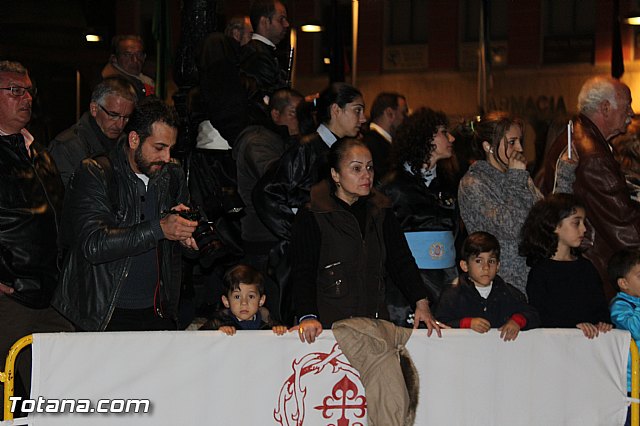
<box><xmin>20</xmin><ymin>328</ymin><xmax>629</xmax><ymax>426</ymax></box>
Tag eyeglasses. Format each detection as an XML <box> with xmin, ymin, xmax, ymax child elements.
<box><xmin>0</xmin><ymin>86</ymin><xmax>37</xmax><ymax>97</ymax></box>
<box><xmin>98</xmin><ymin>104</ymin><xmax>130</xmax><ymax>122</ymax></box>
<box><xmin>118</xmin><ymin>51</ymin><xmax>146</xmax><ymax>61</ymax></box>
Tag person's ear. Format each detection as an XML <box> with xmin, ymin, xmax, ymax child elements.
<box><xmin>330</xmin><ymin>103</ymin><xmax>341</xmax><ymax>119</ymax></box>
<box><xmin>384</xmin><ymin>106</ymin><xmax>395</xmax><ymax>121</ymax></box>
<box><xmin>330</xmin><ymin>167</ymin><xmax>340</xmax><ymax>185</ymax></box>
<box><xmin>482</xmin><ymin>141</ymin><xmax>493</xmax><ymax>154</ymax></box>
<box><xmin>90</xmin><ymin>102</ymin><xmax>99</xmax><ymax>119</ymax></box>
<box><xmin>259</xmin><ymin>15</ymin><xmax>270</xmax><ymax>31</ymax></box>
<box><xmin>259</xmin><ymin>295</ymin><xmax>266</xmax><ymax>307</ymax></box>
<box><xmin>459</xmin><ymin>259</ymin><xmax>469</xmax><ymax>273</ymax></box>
<box><xmin>231</xmin><ymin>28</ymin><xmax>241</xmax><ymax>43</ymax></box>
<box><xmin>221</xmin><ymin>295</ymin><xmax>230</xmax><ymax>308</ymax></box>
<box><xmin>128</xmin><ymin>131</ymin><xmax>140</xmax><ymax>150</ymax></box>
<box><xmin>618</xmin><ymin>277</ymin><xmax>628</xmax><ymax>291</ymax></box>
<box><xmin>601</xmin><ymin>99</ymin><xmax>611</xmax><ymax>117</ymax></box>
<box><xmin>270</xmin><ymin>108</ymin><xmax>280</xmax><ymax>123</ymax></box>
<box><xmin>496</xmin><ymin>261</ymin><xmax>501</xmax><ymax>273</ymax></box>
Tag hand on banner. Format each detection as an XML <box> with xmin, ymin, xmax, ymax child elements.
<box><xmin>219</xmin><ymin>326</ymin><xmax>237</xmax><ymax>336</ymax></box>
<box><xmin>577</xmin><ymin>322</ymin><xmax>600</xmax><ymax>339</ymax></box>
<box><xmin>470</xmin><ymin>318</ymin><xmax>491</xmax><ymax>333</ymax></box>
<box><xmin>413</xmin><ymin>299</ymin><xmax>444</xmax><ymax>337</ymax></box>
<box><xmin>291</xmin><ymin>318</ymin><xmax>323</xmax><ymax>344</ymax></box>
<box><xmin>272</xmin><ymin>325</ymin><xmax>288</xmax><ymax>335</ymax></box>
<box><xmin>498</xmin><ymin>319</ymin><xmax>521</xmax><ymax>341</ymax></box>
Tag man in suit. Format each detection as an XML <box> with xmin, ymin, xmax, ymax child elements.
<box><xmin>363</xmin><ymin>92</ymin><xmax>408</xmax><ymax>183</ymax></box>
<box><xmin>240</xmin><ymin>0</ymin><xmax>290</xmax><ymax>124</ymax></box>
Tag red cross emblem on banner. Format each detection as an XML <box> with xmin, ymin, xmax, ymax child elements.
<box><xmin>274</xmin><ymin>343</ymin><xmax>367</xmax><ymax>425</ymax></box>
<box><xmin>314</xmin><ymin>375</ymin><xmax>366</xmax><ymax>426</ymax></box>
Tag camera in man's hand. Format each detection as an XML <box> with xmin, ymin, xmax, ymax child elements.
<box><xmin>167</xmin><ymin>207</ymin><xmax>221</xmax><ymax>259</ymax></box>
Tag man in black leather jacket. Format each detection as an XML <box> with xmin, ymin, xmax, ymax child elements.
<box><xmin>0</xmin><ymin>61</ymin><xmax>74</xmax><ymax>417</ymax></box>
<box><xmin>53</xmin><ymin>97</ymin><xmax>198</xmax><ymax>332</ymax></box>
<box><xmin>48</xmin><ymin>76</ymin><xmax>137</xmax><ymax>187</ymax></box>
<box><xmin>239</xmin><ymin>0</ymin><xmax>290</xmax><ymax>124</ymax></box>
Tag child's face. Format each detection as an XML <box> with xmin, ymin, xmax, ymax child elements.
<box><xmin>620</xmin><ymin>264</ymin><xmax>640</xmax><ymax>298</ymax></box>
<box><xmin>554</xmin><ymin>207</ymin><xmax>586</xmax><ymax>249</ymax></box>
<box><xmin>460</xmin><ymin>251</ymin><xmax>499</xmax><ymax>287</ymax></box>
<box><xmin>222</xmin><ymin>283</ymin><xmax>266</xmax><ymax>321</ymax></box>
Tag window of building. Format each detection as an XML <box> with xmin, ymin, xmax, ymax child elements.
<box><xmin>462</xmin><ymin>0</ymin><xmax>507</xmax><ymax>43</ymax></box>
<box><xmin>459</xmin><ymin>0</ymin><xmax>507</xmax><ymax>70</ymax></box>
<box><xmin>384</xmin><ymin>0</ymin><xmax>429</xmax><ymax>71</ymax></box>
<box><xmin>388</xmin><ymin>0</ymin><xmax>428</xmax><ymax>45</ymax></box>
<box><xmin>543</xmin><ymin>0</ymin><xmax>595</xmax><ymax>64</ymax></box>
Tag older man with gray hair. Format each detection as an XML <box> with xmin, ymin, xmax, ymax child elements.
<box><xmin>541</xmin><ymin>75</ymin><xmax>640</xmax><ymax>297</ymax></box>
<box><xmin>49</xmin><ymin>76</ymin><xmax>137</xmax><ymax>186</ymax></box>
<box><xmin>0</xmin><ymin>60</ymin><xmax>73</xmax><ymax>417</ymax></box>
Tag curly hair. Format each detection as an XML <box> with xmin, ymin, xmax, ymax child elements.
<box><xmin>391</xmin><ymin>107</ymin><xmax>448</xmax><ymax>175</ymax></box>
<box><xmin>123</xmin><ymin>97</ymin><xmax>178</xmax><ymax>143</ymax></box>
<box><xmin>518</xmin><ymin>193</ymin><xmax>585</xmax><ymax>267</ymax></box>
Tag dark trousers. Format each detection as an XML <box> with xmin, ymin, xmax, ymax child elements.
<box><xmin>105</xmin><ymin>306</ymin><xmax>176</xmax><ymax>331</ymax></box>
<box><xmin>0</xmin><ymin>295</ymin><xmax>74</xmax><ymax>420</ymax></box>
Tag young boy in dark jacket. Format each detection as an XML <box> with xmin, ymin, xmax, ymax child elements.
<box><xmin>436</xmin><ymin>232</ymin><xmax>540</xmax><ymax>341</ymax></box>
<box><xmin>200</xmin><ymin>264</ymin><xmax>287</xmax><ymax>335</ymax></box>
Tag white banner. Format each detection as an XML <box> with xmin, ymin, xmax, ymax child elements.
<box><xmin>15</xmin><ymin>328</ymin><xmax>630</xmax><ymax>425</ymax></box>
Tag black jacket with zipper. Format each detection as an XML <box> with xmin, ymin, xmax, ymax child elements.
<box><xmin>291</xmin><ymin>180</ymin><xmax>427</xmax><ymax>328</ymax></box>
<box><xmin>52</xmin><ymin>141</ymin><xmax>189</xmax><ymax>331</ymax></box>
<box><xmin>0</xmin><ymin>133</ymin><xmax>64</xmax><ymax>308</ymax></box>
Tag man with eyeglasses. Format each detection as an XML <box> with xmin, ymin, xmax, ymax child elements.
<box><xmin>240</xmin><ymin>0</ymin><xmax>290</xmax><ymax>123</ymax></box>
<box><xmin>102</xmin><ymin>35</ymin><xmax>155</xmax><ymax>100</ymax></box>
<box><xmin>0</xmin><ymin>60</ymin><xmax>74</xmax><ymax>418</ymax></box>
<box><xmin>48</xmin><ymin>76</ymin><xmax>137</xmax><ymax>187</ymax></box>
<box><xmin>53</xmin><ymin>97</ymin><xmax>197</xmax><ymax>332</ymax></box>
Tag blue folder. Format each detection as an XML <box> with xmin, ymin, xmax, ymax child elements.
<box><xmin>404</xmin><ymin>231</ymin><xmax>455</xmax><ymax>269</ymax></box>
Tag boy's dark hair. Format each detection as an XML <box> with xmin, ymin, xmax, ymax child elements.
<box><xmin>223</xmin><ymin>264</ymin><xmax>265</xmax><ymax>295</ymax></box>
<box><xmin>608</xmin><ymin>248</ymin><xmax>640</xmax><ymax>291</ymax></box>
<box><xmin>518</xmin><ymin>193</ymin><xmax>584</xmax><ymax>267</ymax></box>
<box><xmin>461</xmin><ymin>231</ymin><xmax>500</xmax><ymax>261</ymax></box>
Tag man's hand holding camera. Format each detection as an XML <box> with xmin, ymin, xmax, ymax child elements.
<box><xmin>160</xmin><ymin>203</ymin><xmax>198</xmax><ymax>250</ymax></box>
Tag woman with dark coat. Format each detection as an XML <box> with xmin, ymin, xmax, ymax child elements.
<box><xmin>290</xmin><ymin>138</ymin><xmax>442</xmax><ymax>342</ymax></box>
<box><xmin>380</xmin><ymin>108</ymin><xmax>459</xmax><ymax>315</ymax></box>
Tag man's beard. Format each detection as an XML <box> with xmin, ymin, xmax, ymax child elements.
<box><xmin>134</xmin><ymin>145</ymin><xmax>165</xmax><ymax>178</ymax></box>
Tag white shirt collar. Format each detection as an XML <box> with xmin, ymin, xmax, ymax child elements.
<box><xmin>475</xmin><ymin>282</ymin><xmax>493</xmax><ymax>299</ymax></box>
<box><xmin>251</xmin><ymin>33</ymin><xmax>276</xmax><ymax>48</ymax></box>
<box><xmin>369</xmin><ymin>122</ymin><xmax>392</xmax><ymax>143</ymax></box>
<box><xmin>317</xmin><ymin>123</ymin><xmax>338</xmax><ymax>147</ymax></box>
<box><xmin>403</xmin><ymin>162</ymin><xmax>437</xmax><ymax>187</ymax></box>
<box><xmin>0</xmin><ymin>127</ymin><xmax>34</xmax><ymax>151</ymax></box>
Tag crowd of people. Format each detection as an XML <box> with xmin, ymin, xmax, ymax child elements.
<box><xmin>2</xmin><ymin>0</ymin><xmax>640</xmax><ymax>423</ymax></box>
